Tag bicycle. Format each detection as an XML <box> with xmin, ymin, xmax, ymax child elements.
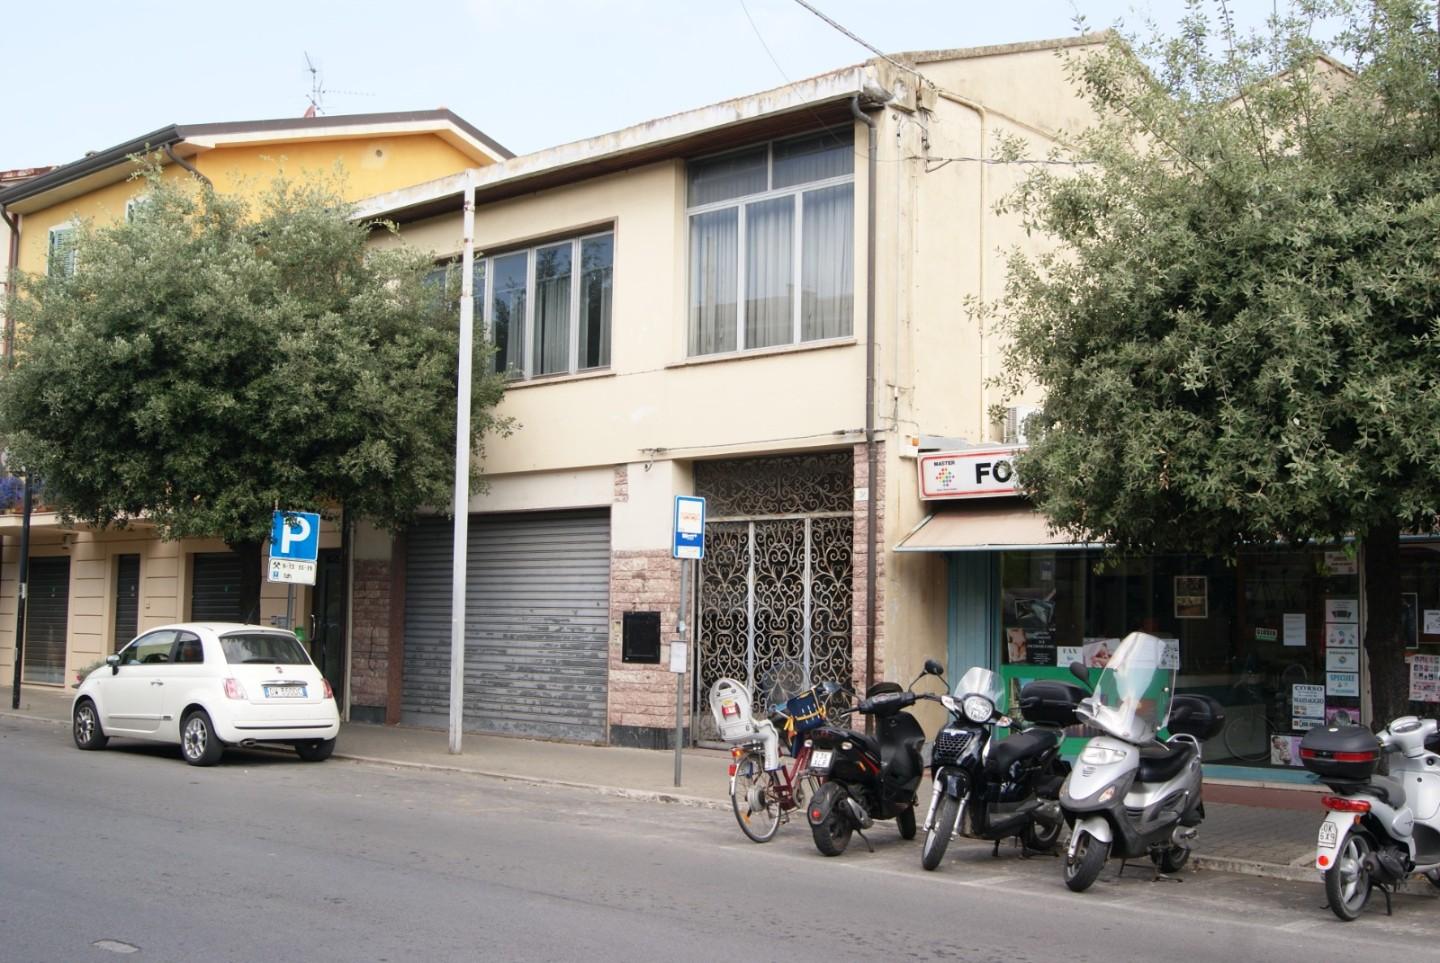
<box><xmin>712</xmin><ymin>673</ymin><xmax>844</xmax><ymax>843</ymax></box>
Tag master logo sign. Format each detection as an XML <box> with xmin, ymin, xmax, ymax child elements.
<box><xmin>918</xmin><ymin>447</ymin><xmax>1024</xmax><ymax>500</ymax></box>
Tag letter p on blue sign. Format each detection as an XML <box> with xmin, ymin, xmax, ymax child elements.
<box><xmin>271</xmin><ymin>511</ymin><xmax>321</xmax><ymax>562</ymax></box>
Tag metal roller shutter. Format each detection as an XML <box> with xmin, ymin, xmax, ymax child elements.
<box><xmin>25</xmin><ymin>556</ymin><xmax>71</xmax><ymax>685</ymax></box>
<box><xmin>191</xmin><ymin>552</ymin><xmax>243</xmax><ymax>623</ymax></box>
<box><xmin>402</xmin><ymin>510</ymin><xmax>611</xmax><ymax>742</ymax></box>
<box><xmin>113</xmin><ymin>554</ymin><xmax>140</xmax><ymax>651</ymax></box>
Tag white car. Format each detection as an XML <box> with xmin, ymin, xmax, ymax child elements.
<box><xmin>71</xmin><ymin>622</ymin><xmax>341</xmax><ymax>766</ymax></box>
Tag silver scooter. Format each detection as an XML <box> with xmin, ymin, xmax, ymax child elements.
<box><xmin>1059</xmin><ymin>631</ymin><xmax>1224</xmax><ymax>892</ymax></box>
<box><xmin>1301</xmin><ymin>715</ymin><xmax>1440</xmax><ymax>920</ymax></box>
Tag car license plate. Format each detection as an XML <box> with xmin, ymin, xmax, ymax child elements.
<box><xmin>1318</xmin><ymin>822</ymin><xmax>1338</xmax><ymax>848</ymax></box>
<box><xmin>264</xmin><ymin>685</ymin><xmax>306</xmax><ymax>699</ymax></box>
<box><xmin>810</xmin><ymin>749</ymin><xmax>833</xmax><ymax>770</ymax></box>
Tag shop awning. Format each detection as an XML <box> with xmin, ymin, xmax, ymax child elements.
<box><xmin>895</xmin><ymin>506</ymin><xmax>1101</xmax><ymax>553</ymax></box>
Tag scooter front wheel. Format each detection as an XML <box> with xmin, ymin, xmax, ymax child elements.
<box><xmin>1064</xmin><ymin>831</ymin><xmax>1109</xmax><ymax>892</ymax></box>
<box><xmin>1324</xmin><ymin>832</ymin><xmax>1374</xmax><ymax>921</ymax></box>
<box><xmin>921</xmin><ymin>795</ymin><xmax>960</xmax><ymax>871</ymax></box>
<box><xmin>809</xmin><ymin>782</ymin><xmax>854</xmax><ymax>857</ymax></box>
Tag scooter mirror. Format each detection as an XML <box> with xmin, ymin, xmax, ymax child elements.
<box><xmin>923</xmin><ymin>659</ymin><xmax>945</xmax><ymax>676</ymax></box>
<box><xmin>1069</xmin><ymin>661</ymin><xmax>1090</xmax><ymax>686</ymax></box>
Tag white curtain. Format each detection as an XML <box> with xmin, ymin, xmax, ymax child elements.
<box><xmin>533</xmin><ymin>243</ymin><xmax>572</xmax><ymax>376</ymax></box>
<box><xmin>745</xmin><ymin>197</ymin><xmax>794</xmax><ymax>349</ymax></box>
<box><xmin>579</xmin><ymin>235</ymin><xmax>613</xmax><ymax>369</ymax></box>
<box><xmin>801</xmin><ymin>184</ymin><xmax>854</xmax><ymax>341</ymax></box>
<box><xmin>689</xmin><ymin>209</ymin><xmax>738</xmax><ymax>355</ymax></box>
<box><xmin>491</xmin><ymin>252</ymin><xmax>528</xmax><ymax>375</ymax></box>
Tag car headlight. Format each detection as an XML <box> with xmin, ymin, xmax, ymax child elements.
<box><xmin>940</xmin><ymin>695</ymin><xmax>960</xmax><ymax>713</ymax></box>
<box><xmin>1081</xmin><ymin>744</ymin><xmax>1128</xmax><ymax>765</ymax></box>
<box><xmin>963</xmin><ymin>695</ymin><xmax>993</xmax><ymax>723</ymax></box>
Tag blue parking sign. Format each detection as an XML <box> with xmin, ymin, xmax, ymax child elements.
<box><xmin>271</xmin><ymin>511</ymin><xmax>321</xmax><ymax>561</ymax></box>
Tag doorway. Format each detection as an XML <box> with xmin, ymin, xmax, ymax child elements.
<box><xmin>312</xmin><ymin>548</ymin><xmax>346</xmax><ymax>704</ymax></box>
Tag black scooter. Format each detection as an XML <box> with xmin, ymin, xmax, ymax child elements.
<box><xmin>919</xmin><ymin>668</ymin><xmax>1083</xmax><ymax>871</ymax></box>
<box><xmin>803</xmin><ymin>662</ymin><xmax>941</xmax><ymax>856</ymax></box>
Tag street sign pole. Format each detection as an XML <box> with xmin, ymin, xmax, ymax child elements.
<box><xmin>671</xmin><ymin>495</ymin><xmax>705</xmax><ymax>787</ymax></box>
<box><xmin>674</xmin><ymin>558</ymin><xmax>688</xmax><ymax>787</ymax></box>
<box><xmin>9</xmin><ymin>476</ymin><xmax>32</xmax><ymax>709</ymax></box>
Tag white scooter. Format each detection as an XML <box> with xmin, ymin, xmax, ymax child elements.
<box><xmin>1300</xmin><ymin>715</ymin><xmax>1440</xmax><ymax>920</ymax></box>
<box><xmin>1059</xmin><ymin>631</ymin><xmax>1224</xmax><ymax>892</ymax></box>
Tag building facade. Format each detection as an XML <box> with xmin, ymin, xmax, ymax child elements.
<box><xmin>0</xmin><ymin>110</ymin><xmax>510</xmax><ymax>697</ymax></box>
<box><xmin>345</xmin><ymin>37</ymin><xmax>1108</xmax><ymax>746</ymax></box>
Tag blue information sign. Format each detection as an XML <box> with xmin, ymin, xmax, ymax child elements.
<box><xmin>673</xmin><ymin>496</ymin><xmax>706</xmax><ymax>560</ymax></box>
<box><xmin>269</xmin><ymin>510</ymin><xmax>321</xmax><ymax>585</ymax></box>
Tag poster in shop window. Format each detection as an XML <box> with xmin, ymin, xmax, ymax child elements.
<box><xmin>1326</xmin><ymin>649</ymin><xmax>1360</xmax><ymax>673</ymax></box>
<box><xmin>1174</xmin><ymin>576</ymin><xmax>1208</xmax><ymax>619</ymax></box>
<box><xmin>1325</xmin><ymin>598</ymin><xmax>1359</xmax><ymax>624</ymax></box>
<box><xmin>1325</xmin><ymin>623</ymin><xmax>1359</xmax><ymax>648</ymax></box>
<box><xmin>1410</xmin><ymin>654</ymin><xmax>1440</xmax><ymax>703</ymax></box>
<box><xmin>1327</xmin><ymin>671</ymin><xmax>1360</xmax><ymax>697</ymax></box>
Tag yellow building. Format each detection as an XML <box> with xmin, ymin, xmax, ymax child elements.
<box><xmin>0</xmin><ymin>110</ymin><xmax>509</xmax><ymax>700</ymax></box>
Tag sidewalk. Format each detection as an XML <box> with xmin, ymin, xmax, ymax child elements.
<box><xmin>2</xmin><ymin>683</ymin><xmax>1321</xmax><ymax>882</ymax></box>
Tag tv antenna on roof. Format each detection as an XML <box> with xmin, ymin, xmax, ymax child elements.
<box><xmin>303</xmin><ymin>51</ymin><xmax>373</xmax><ymax>118</ymax></box>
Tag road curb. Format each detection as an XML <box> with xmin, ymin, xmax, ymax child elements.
<box><xmin>332</xmin><ymin>751</ymin><xmax>731</xmax><ymax>812</ymax></box>
<box><xmin>1193</xmin><ymin>854</ymin><xmax>1317</xmax><ymax>883</ymax></box>
<box><xmin>0</xmin><ymin>709</ymin><xmax>67</xmax><ymax>729</ymax></box>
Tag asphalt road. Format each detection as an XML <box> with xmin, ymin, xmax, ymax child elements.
<box><xmin>4</xmin><ymin>715</ymin><xmax>1440</xmax><ymax>963</ymax></box>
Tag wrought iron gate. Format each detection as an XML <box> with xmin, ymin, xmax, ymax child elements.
<box><xmin>695</xmin><ymin>452</ymin><xmax>853</xmax><ymax>741</ymax></box>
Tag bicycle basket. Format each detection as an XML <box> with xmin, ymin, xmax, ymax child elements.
<box><xmin>783</xmin><ymin>688</ymin><xmax>826</xmax><ymax>735</ymax></box>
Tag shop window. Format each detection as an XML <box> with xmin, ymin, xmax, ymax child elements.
<box><xmin>997</xmin><ymin>547</ymin><xmax>1360</xmax><ymax>771</ymax></box>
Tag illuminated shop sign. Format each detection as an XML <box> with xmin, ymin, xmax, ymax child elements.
<box><xmin>918</xmin><ymin>446</ymin><xmax>1024</xmax><ymax>500</ymax></box>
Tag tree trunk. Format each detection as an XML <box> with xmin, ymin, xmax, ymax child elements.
<box><xmin>1362</xmin><ymin>520</ymin><xmax>1407</xmax><ymax>730</ymax></box>
<box><xmin>230</xmin><ymin>538</ymin><xmax>265</xmax><ymax>625</ymax></box>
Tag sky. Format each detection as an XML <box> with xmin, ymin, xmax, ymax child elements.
<box><xmin>3</xmin><ymin>0</ymin><xmax>1302</xmax><ymax>170</ymax></box>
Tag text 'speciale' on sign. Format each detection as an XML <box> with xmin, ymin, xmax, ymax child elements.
<box><xmin>918</xmin><ymin>447</ymin><xmax>1024</xmax><ymax>500</ymax></box>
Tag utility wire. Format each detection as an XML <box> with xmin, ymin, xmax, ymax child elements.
<box><xmin>789</xmin><ymin>0</ymin><xmax>936</xmax><ymax>88</ymax></box>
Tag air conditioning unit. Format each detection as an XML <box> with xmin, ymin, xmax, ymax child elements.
<box><xmin>1003</xmin><ymin>405</ymin><xmax>1039</xmax><ymax>446</ymax></box>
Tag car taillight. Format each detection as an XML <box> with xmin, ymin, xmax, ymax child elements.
<box><xmin>323</xmin><ymin>679</ymin><xmax>334</xmax><ymax>700</ymax></box>
<box><xmin>224</xmin><ymin>678</ymin><xmax>246</xmax><ymax>700</ymax></box>
<box><xmin>728</xmin><ymin>763</ymin><xmax>737</xmax><ymax>776</ymax></box>
<box><xmin>1321</xmin><ymin>795</ymin><xmax>1371</xmax><ymax>813</ymax></box>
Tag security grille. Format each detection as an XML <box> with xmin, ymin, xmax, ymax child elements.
<box><xmin>695</xmin><ymin>452</ymin><xmax>854</xmax><ymax>741</ymax></box>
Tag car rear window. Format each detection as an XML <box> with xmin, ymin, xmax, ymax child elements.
<box><xmin>221</xmin><ymin>632</ymin><xmax>311</xmax><ymax>665</ymax></box>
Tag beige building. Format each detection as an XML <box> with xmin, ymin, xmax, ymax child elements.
<box><xmin>345</xmin><ymin>36</ymin><xmax>1103</xmax><ymax>745</ymax></box>
<box><xmin>0</xmin><ymin>110</ymin><xmax>510</xmax><ymax>696</ymax></box>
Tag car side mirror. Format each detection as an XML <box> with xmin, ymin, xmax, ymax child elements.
<box><xmin>106</xmin><ymin>653</ymin><xmax>121</xmax><ymax>675</ymax></box>
<box><xmin>923</xmin><ymin>659</ymin><xmax>945</xmax><ymax>676</ymax></box>
<box><xmin>1069</xmin><ymin>661</ymin><xmax>1089</xmax><ymax>686</ymax></box>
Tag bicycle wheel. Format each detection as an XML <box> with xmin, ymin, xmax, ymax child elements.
<box><xmin>1221</xmin><ymin>710</ymin><xmax>1272</xmax><ymax>763</ymax></box>
<box><xmin>731</xmin><ymin>750</ymin><xmax>783</xmax><ymax>843</ymax></box>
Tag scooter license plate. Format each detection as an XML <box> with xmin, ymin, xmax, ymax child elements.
<box><xmin>1318</xmin><ymin>822</ymin><xmax>1338</xmax><ymax>849</ymax></box>
<box><xmin>810</xmin><ymin>750</ymin><xmax>833</xmax><ymax>771</ymax></box>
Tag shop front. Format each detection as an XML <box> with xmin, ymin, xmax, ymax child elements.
<box><xmin>897</xmin><ymin>447</ymin><xmax>1424</xmax><ymax>782</ymax></box>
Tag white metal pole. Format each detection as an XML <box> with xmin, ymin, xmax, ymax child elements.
<box><xmin>448</xmin><ymin>169</ymin><xmax>477</xmax><ymax>755</ymax></box>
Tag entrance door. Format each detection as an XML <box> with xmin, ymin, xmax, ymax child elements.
<box><xmin>113</xmin><ymin>554</ymin><xmax>140</xmax><ymax>651</ymax></box>
<box><xmin>311</xmin><ymin>549</ymin><xmax>346</xmax><ymax>704</ymax></box>
<box><xmin>24</xmin><ymin>556</ymin><xmax>71</xmax><ymax>685</ymax></box>
<box><xmin>191</xmin><ymin>552</ymin><xmax>242</xmax><ymax>622</ymax></box>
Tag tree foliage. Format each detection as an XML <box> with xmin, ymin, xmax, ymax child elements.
<box><xmin>995</xmin><ymin>0</ymin><xmax>1440</xmax><ymax>724</ymax></box>
<box><xmin>0</xmin><ymin>168</ymin><xmax>509</xmax><ymax>549</ymax></box>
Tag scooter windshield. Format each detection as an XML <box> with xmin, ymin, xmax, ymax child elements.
<box><xmin>953</xmin><ymin>666</ymin><xmax>1003</xmax><ymax>704</ymax></box>
<box><xmin>1086</xmin><ymin>632</ymin><xmax>1174</xmax><ymax>744</ymax></box>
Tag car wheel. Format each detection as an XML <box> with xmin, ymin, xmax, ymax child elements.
<box><xmin>295</xmin><ymin>738</ymin><xmax>336</xmax><ymax>763</ymax></box>
<box><xmin>73</xmin><ymin>699</ymin><xmax>109</xmax><ymax>751</ymax></box>
<box><xmin>180</xmin><ymin>710</ymin><xmax>224</xmax><ymax>767</ymax></box>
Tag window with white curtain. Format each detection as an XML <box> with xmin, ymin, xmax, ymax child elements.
<box><xmin>428</xmin><ymin>229</ymin><xmax>614</xmax><ymax>380</ymax></box>
<box><xmin>687</xmin><ymin>127</ymin><xmax>853</xmax><ymax>357</ymax></box>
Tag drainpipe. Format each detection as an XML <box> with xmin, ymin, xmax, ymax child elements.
<box><xmin>163</xmin><ymin>144</ymin><xmax>213</xmax><ymax>188</ymax></box>
<box><xmin>852</xmin><ymin>95</ymin><xmax>879</xmax><ymax>702</ymax></box>
<box><xmin>2</xmin><ymin>207</ymin><xmax>18</xmax><ymax>363</ymax></box>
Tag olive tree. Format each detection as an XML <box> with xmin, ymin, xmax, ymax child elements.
<box><xmin>0</xmin><ymin>168</ymin><xmax>509</xmax><ymax>620</ymax></box>
<box><xmin>995</xmin><ymin>0</ymin><xmax>1440</xmax><ymax>725</ymax></box>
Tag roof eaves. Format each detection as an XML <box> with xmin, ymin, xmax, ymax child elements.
<box><xmin>898</xmin><ymin>31</ymin><xmax>1115</xmax><ymax>66</ymax></box>
<box><xmin>355</xmin><ymin>63</ymin><xmax>885</xmax><ymax>222</ymax></box>
<box><xmin>0</xmin><ymin>125</ymin><xmax>182</xmax><ymax>206</ymax></box>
